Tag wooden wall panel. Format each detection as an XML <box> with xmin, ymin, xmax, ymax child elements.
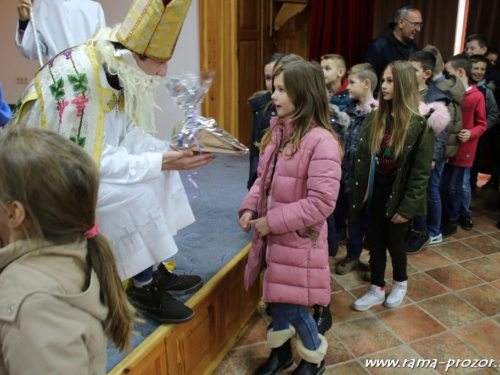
<box><xmin>237</xmin><ymin>0</ymin><xmax>264</xmax><ymax>147</ymax></box>
<box><xmin>199</xmin><ymin>0</ymin><xmax>238</xmax><ymax>136</ymax></box>
<box><xmin>275</xmin><ymin>5</ymin><xmax>311</xmax><ymax>58</ymax></box>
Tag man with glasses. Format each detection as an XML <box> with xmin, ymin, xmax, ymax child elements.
<box><xmin>362</xmin><ymin>5</ymin><xmax>423</xmax><ymax>93</ymax></box>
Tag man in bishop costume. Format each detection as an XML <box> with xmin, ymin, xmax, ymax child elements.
<box><xmin>7</xmin><ymin>0</ymin><xmax>214</xmax><ymax>324</ymax></box>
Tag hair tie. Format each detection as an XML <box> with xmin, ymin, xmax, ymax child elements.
<box><xmin>84</xmin><ymin>223</ymin><xmax>100</xmax><ymax>239</ymax></box>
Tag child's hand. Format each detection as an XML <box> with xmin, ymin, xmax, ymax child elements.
<box><xmin>249</xmin><ymin>217</ymin><xmax>271</xmax><ymax>237</ymax></box>
<box><xmin>391</xmin><ymin>213</ymin><xmax>409</xmax><ymax>224</ymax></box>
<box><xmin>458</xmin><ymin>129</ymin><xmax>471</xmax><ymax>143</ymax></box>
<box><xmin>239</xmin><ymin>211</ymin><xmax>254</xmax><ymax>232</ymax></box>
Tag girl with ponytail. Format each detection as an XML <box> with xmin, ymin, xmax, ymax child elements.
<box><xmin>0</xmin><ymin>128</ymin><xmax>136</xmax><ymax>374</ymax></box>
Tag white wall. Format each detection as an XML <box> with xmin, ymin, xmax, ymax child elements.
<box><xmin>0</xmin><ymin>0</ymin><xmax>200</xmax><ymax>139</ymax></box>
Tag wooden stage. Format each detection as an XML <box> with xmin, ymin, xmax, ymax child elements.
<box><xmin>108</xmin><ymin>243</ymin><xmax>262</xmax><ymax>375</ymax></box>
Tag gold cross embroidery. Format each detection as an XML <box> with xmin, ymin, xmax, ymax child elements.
<box><xmin>107</xmin><ymin>89</ymin><xmax>125</xmax><ymax>112</ymax></box>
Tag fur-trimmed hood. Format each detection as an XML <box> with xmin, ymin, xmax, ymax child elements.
<box><xmin>363</xmin><ymin>97</ymin><xmax>379</xmax><ymax>114</ymax></box>
<box><xmin>418</xmin><ymin>101</ymin><xmax>450</xmax><ymax>136</ymax></box>
<box><xmin>329</xmin><ymin>103</ymin><xmax>351</xmax><ymax>133</ymax></box>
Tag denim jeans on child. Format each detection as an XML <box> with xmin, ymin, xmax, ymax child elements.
<box><xmin>413</xmin><ymin>158</ymin><xmax>446</xmax><ymax>237</ymax></box>
<box><xmin>440</xmin><ymin>163</ymin><xmax>466</xmax><ymax>222</ymax></box>
<box><xmin>460</xmin><ymin>167</ymin><xmax>472</xmax><ymax>217</ymax></box>
<box><xmin>326</xmin><ymin>213</ymin><xmax>338</xmax><ymax>257</ymax></box>
<box><xmin>345</xmin><ymin>195</ymin><xmax>369</xmax><ymax>260</ymax></box>
<box><xmin>134</xmin><ymin>266</ymin><xmax>154</xmax><ymax>282</ymax></box>
<box><xmin>272</xmin><ymin>303</ymin><xmax>321</xmax><ymax>350</ymax></box>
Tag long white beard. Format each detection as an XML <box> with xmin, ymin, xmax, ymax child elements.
<box><xmin>94</xmin><ymin>39</ymin><xmax>163</xmax><ymax>133</ymax></box>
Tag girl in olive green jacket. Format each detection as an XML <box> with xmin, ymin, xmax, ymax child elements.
<box><xmin>350</xmin><ymin>61</ymin><xmax>444</xmax><ymax>311</ymax></box>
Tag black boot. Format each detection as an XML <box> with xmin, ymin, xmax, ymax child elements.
<box><xmin>127</xmin><ymin>280</ymin><xmax>194</xmax><ymax>324</ymax></box>
<box><xmin>153</xmin><ymin>265</ymin><xmax>203</xmax><ymax>295</ymax></box>
<box><xmin>255</xmin><ymin>339</ymin><xmax>293</xmax><ymax>375</ymax></box>
<box><xmin>291</xmin><ymin>359</ymin><xmax>325</xmax><ymax>375</ymax></box>
<box><xmin>312</xmin><ymin>305</ymin><xmax>332</xmax><ymax>335</ymax></box>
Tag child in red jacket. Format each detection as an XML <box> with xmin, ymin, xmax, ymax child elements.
<box><xmin>441</xmin><ymin>54</ymin><xmax>487</xmax><ymax>237</ymax></box>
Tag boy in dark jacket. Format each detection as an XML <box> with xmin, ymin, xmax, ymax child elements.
<box><xmin>321</xmin><ymin>54</ymin><xmax>350</xmax><ymax>111</ymax></box>
<box><xmin>335</xmin><ymin>64</ymin><xmax>377</xmax><ymax>275</ymax></box>
<box><xmin>405</xmin><ymin>51</ymin><xmax>452</xmax><ymax>252</ymax></box>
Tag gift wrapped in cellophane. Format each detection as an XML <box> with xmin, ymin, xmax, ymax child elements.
<box><xmin>166</xmin><ymin>71</ymin><xmax>249</xmax><ymax>154</ymax></box>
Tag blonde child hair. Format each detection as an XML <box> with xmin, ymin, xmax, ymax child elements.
<box><xmin>0</xmin><ymin>128</ymin><xmax>136</xmax><ymax>351</ymax></box>
<box><xmin>347</xmin><ymin>63</ymin><xmax>378</xmax><ymax>91</ymax></box>
<box><xmin>370</xmin><ymin>61</ymin><xmax>422</xmax><ymax>159</ymax></box>
<box><xmin>320</xmin><ymin>54</ymin><xmax>346</xmax><ymax>70</ymax></box>
<box><xmin>259</xmin><ymin>61</ymin><xmax>344</xmax><ymax>156</ymax></box>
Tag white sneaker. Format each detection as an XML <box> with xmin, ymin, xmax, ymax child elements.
<box><xmin>384</xmin><ymin>280</ymin><xmax>407</xmax><ymax>308</ymax></box>
<box><xmin>353</xmin><ymin>285</ymin><xmax>385</xmax><ymax>311</ymax></box>
<box><xmin>429</xmin><ymin>233</ymin><xmax>442</xmax><ymax>245</ymax></box>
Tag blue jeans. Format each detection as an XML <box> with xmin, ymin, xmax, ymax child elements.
<box><xmin>272</xmin><ymin>303</ymin><xmax>321</xmax><ymax>350</ymax></box>
<box><xmin>345</xmin><ymin>195</ymin><xmax>369</xmax><ymax>259</ymax></box>
<box><xmin>413</xmin><ymin>158</ymin><xmax>446</xmax><ymax>237</ymax></box>
<box><xmin>441</xmin><ymin>164</ymin><xmax>465</xmax><ymax>222</ymax></box>
<box><xmin>133</xmin><ymin>266</ymin><xmax>154</xmax><ymax>281</ymax></box>
<box><xmin>326</xmin><ymin>212</ymin><xmax>338</xmax><ymax>257</ymax></box>
<box><xmin>334</xmin><ymin>187</ymin><xmax>347</xmax><ymax>240</ymax></box>
<box><xmin>460</xmin><ymin>167</ymin><xmax>472</xmax><ymax>216</ymax></box>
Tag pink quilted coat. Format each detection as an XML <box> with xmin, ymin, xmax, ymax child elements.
<box><xmin>240</xmin><ymin>117</ymin><xmax>342</xmax><ymax>307</ymax></box>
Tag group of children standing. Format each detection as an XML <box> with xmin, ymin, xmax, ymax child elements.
<box><xmin>240</xmin><ymin>34</ymin><xmax>498</xmax><ymax>373</ymax></box>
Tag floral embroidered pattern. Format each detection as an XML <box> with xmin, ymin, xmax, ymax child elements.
<box><xmin>49</xmin><ymin>78</ymin><xmax>65</xmax><ymax>101</ymax></box>
<box><xmin>71</xmin><ymin>95</ymin><xmax>89</xmax><ymax>117</ymax></box>
<box><xmin>62</xmin><ymin>49</ymin><xmax>73</xmax><ymax>60</ymax></box>
<box><xmin>56</xmin><ymin>100</ymin><xmax>69</xmax><ymax>124</ymax></box>
<box><xmin>68</xmin><ymin>73</ymin><xmax>89</xmax><ymax>93</ymax></box>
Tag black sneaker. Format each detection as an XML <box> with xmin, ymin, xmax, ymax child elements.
<box><xmin>312</xmin><ymin>304</ymin><xmax>332</xmax><ymax>335</ymax></box>
<box><xmin>441</xmin><ymin>221</ymin><xmax>458</xmax><ymax>238</ymax></box>
<box><xmin>127</xmin><ymin>282</ymin><xmax>195</xmax><ymax>324</ymax></box>
<box><xmin>459</xmin><ymin>215</ymin><xmax>473</xmax><ymax>230</ymax></box>
<box><xmin>405</xmin><ymin>230</ymin><xmax>430</xmax><ymax>255</ymax></box>
<box><xmin>335</xmin><ymin>256</ymin><xmax>361</xmax><ymax>275</ymax></box>
<box><xmin>481</xmin><ymin>177</ymin><xmax>499</xmax><ymax>191</ymax></box>
<box><xmin>154</xmin><ymin>265</ymin><xmax>203</xmax><ymax>295</ymax></box>
<box><xmin>291</xmin><ymin>359</ymin><xmax>325</xmax><ymax>375</ymax></box>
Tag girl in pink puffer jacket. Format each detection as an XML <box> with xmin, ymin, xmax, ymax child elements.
<box><xmin>239</xmin><ymin>61</ymin><xmax>343</xmax><ymax>375</ymax></box>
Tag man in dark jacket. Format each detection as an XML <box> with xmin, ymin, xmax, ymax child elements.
<box><xmin>362</xmin><ymin>5</ymin><xmax>422</xmax><ymax>93</ymax></box>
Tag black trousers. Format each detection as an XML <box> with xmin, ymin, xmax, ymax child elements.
<box><xmin>368</xmin><ymin>176</ymin><xmax>409</xmax><ymax>287</ymax></box>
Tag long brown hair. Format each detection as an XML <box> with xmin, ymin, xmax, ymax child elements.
<box><xmin>0</xmin><ymin>128</ymin><xmax>135</xmax><ymax>352</ymax></box>
<box><xmin>259</xmin><ymin>61</ymin><xmax>343</xmax><ymax>156</ymax></box>
<box><xmin>370</xmin><ymin>61</ymin><xmax>421</xmax><ymax>158</ymax></box>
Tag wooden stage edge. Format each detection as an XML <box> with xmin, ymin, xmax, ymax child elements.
<box><xmin>109</xmin><ymin>242</ymin><xmax>263</xmax><ymax>375</ymax></box>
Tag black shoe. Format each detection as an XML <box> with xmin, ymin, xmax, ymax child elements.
<box><xmin>154</xmin><ymin>265</ymin><xmax>203</xmax><ymax>295</ymax></box>
<box><xmin>481</xmin><ymin>177</ymin><xmax>499</xmax><ymax>191</ymax></box>
<box><xmin>459</xmin><ymin>215</ymin><xmax>474</xmax><ymax>230</ymax></box>
<box><xmin>255</xmin><ymin>339</ymin><xmax>293</xmax><ymax>375</ymax></box>
<box><xmin>497</xmin><ymin>221</ymin><xmax>500</xmax><ymax>230</ymax></box>
<box><xmin>405</xmin><ymin>230</ymin><xmax>430</xmax><ymax>255</ymax></box>
<box><xmin>127</xmin><ymin>282</ymin><xmax>195</xmax><ymax>324</ymax></box>
<box><xmin>441</xmin><ymin>221</ymin><xmax>458</xmax><ymax>238</ymax></box>
<box><xmin>312</xmin><ymin>305</ymin><xmax>332</xmax><ymax>335</ymax></box>
<box><xmin>291</xmin><ymin>359</ymin><xmax>325</xmax><ymax>375</ymax></box>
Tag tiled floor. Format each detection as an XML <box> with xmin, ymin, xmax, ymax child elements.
<box><xmin>213</xmin><ymin>175</ymin><xmax>500</xmax><ymax>374</ymax></box>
